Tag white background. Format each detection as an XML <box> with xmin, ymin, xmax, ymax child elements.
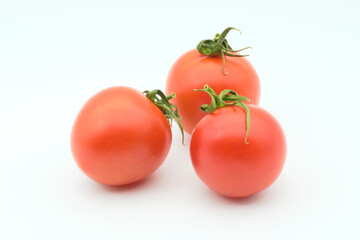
<box><xmin>1</xmin><ymin>0</ymin><xmax>359</xmax><ymax>239</ymax></box>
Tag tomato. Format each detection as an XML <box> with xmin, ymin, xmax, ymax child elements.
<box><xmin>166</xmin><ymin>49</ymin><xmax>260</xmax><ymax>134</ymax></box>
<box><xmin>190</xmin><ymin>87</ymin><xmax>286</xmax><ymax>198</ymax></box>
<box><xmin>71</xmin><ymin>87</ymin><xmax>179</xmax><ymax>186</ymax></box>
<box><xmin>166</xmin><ymin>28</ymin><xmax>260</xmax><ymax>134</ymax></box>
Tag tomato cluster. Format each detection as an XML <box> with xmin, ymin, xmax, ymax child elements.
<box><xmin>71</xmin><ymin>27</ymin><xmax>286</xmax><ymax>198</ymax></box>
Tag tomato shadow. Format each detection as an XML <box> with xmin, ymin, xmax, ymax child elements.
<box><xmin>96</xmin><ymin>174</ymin><xmax>160</xmax><ymax>193</ymax></box>
<box><xmin>209</xmin><ymin>189</ymin><xmax>268</xmax><ymax>205</ymax></box>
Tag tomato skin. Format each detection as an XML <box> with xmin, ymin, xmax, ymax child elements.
<box><xmin>190</xmin><ymin>105</ymin><xmax>286</xmax><ymax>198</ymax></box>
<box><xmin>71</xmin><ymin>87</ymin><xmax>172</xmax><ymax>186</ymax></box>
<box><xmin>166</xmin><ymin>49</ymin><xmax>260</xmax><ymax>134</ymax></box>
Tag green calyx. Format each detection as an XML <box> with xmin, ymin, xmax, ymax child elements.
<box><xmin>144</xmin><ymin>89</ymin><xmax>184</xmax><ymax>145</ymax></box>
<box><xmin>194</xmin><ymin>85</ymin><xmax>251</xmax><ymax>144</ymax></box>
<box><xmin>196</xmin><ymin>27</ymin><xmax>252</xmax><ymax>74</ymax></box>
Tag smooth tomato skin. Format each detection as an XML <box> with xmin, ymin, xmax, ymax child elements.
<box><xmin>190</xmin><ymin>105</ymin><xmax>286</xmax><ymax>198</ymax></box>
<box><xmin>71</xmin><ymin>87</ymin><xmax>172</xmax><ymax>186</ymax></box>
<box><xmin>166</xmin><ymin>49</ymin><xmax>260</xmax><ymax>134</ymax></box>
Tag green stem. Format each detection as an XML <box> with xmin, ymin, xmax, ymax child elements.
<box><xmin>196</xmin><ymin>27</ymin><xmax>251</xmax><ymax>74</ymax></box>
<box><xmin>144</xmin><ymin>89</ymin><xmax>184</xmax><ymax>145</ymax></box>
<box><xmin>194</xmin><ymin>85</ymin><xmax>251</xmax><ymax>144</ymax></box>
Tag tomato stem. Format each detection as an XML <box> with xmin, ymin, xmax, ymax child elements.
<box><xmin>194</xmin><ymin>85</ymin><xmax>251</xmax><ymax>144</ymax></box>
<box><xmin>144</xmin><ymin>89</ymin><xmax>185</xmax><ymax>145</ymax></box>
<box><xmin>196</xmin><ymin>27</ymin><xmax>252</xmax><ymax>75</ymax></box>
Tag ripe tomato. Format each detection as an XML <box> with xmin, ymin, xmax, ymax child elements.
<box><xmin>71</xmin><ymin>87</ymin><xmax>176</xmax><ymax>186</ymax></box>
<box><xmin>166</xmin><ymin>27</ymin><xmax>260</xmax><ymax>135</ymax></box>
<box><xmin>190</xmin><ymin>105</ymin><xmax>286</xmax><ymax>198</ymax></box>
<box><xmin>166</xmin><ymin>49</ymin><xmax>260</xmax><ymax>134</ymax></box>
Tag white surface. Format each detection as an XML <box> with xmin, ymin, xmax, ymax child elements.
<box><xmin>1</xmin><ymin>0</ymin><xmax>359</xmax><ymax>239</ymax></box>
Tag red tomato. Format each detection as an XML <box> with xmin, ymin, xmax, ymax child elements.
<box><xmin>71</xmin><ymin>87</ymin><xmax>172</xmax><ymax>186</ymax></box>
<box><xmin>190</xmin><ymin>105</ymin><xmax>286</xmax><ymax>198</ymax></box>
<box><xmin>166</xmin><ymin>49</ymin><xmax>260</xmax><ymax>134</ymax></box>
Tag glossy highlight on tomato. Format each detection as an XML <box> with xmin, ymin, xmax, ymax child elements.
<box><xmin>190</xmin><ymin>105</ymin><xmax>286</xmax><ymax>198</ymax></box>
<box><xmin>71</xmin><ymin>87</ymin><xmax>172</xmax><ymax>186</ymax></box>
